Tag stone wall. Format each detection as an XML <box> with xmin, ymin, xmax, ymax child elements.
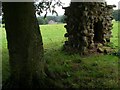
<box><xmin>63</xmin><ymin>2</ymin><xmax>116</xmax><ymax>54</ymax></box>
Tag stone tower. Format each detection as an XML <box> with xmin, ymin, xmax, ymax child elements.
<box><xmin>63</xmin><ymin>1</ymin><xmax>116</xmax><ymax>54</ymax></box>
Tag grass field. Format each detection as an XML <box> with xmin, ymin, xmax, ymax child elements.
<box><xmin>111</xmin><ymin>21</ymin><xmax>119</xmax><ymax>48</ymax></box>
<box><xmin>1</xmin><ymin>21</ymin><xmax>120</xmax><ymax>88</ymax></box>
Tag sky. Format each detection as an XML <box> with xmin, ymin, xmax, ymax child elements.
<box><xmin>44</xmin><ymin>0</ymin><xmax>120</xmax><ymax>16</ymax></box>
<box><xmin>0</xmin><ymin>0</ymin><xmax>119</xmax><ymax>17</ymax></box>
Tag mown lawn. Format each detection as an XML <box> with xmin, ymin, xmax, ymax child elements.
<box><xmin>1</xmin><ymin>21</ymin><xmax>120</xmax><ymax>88</ymax></box>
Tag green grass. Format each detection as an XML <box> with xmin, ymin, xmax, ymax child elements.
<box><xmin>1</xmin><ymin>27</ymin><xmax>10</xmax><ymax>82</ymax></box>
<box><xmin>1</xmin><ymin>22</ymin><xmax>119</xmax><ymax>88</ymax></box>
<box><xmin>0</xmin><ymin>26</ymin><xmax>2</xmax><ymax>87</ymax></box>
<box><xmin>41</xmin><ymin>24</ymin><xmax>66</xmax><ymax>49</ymax></box>
<box><xmin>111</xmin><ymin>21</ymin><xmax>119</xmax><ymax>49</ymax></box>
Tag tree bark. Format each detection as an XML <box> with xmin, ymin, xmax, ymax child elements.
<box><xmin>2</xmin><ymin>2</ymin><xmax>45</xmax><ymax>89</ymax></box>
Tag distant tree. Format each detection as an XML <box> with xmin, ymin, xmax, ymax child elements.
<box><xmin>37</xmin><ymin>17</ymin><xmax>48</xmax><ymax>25</ymax></box>
<box><xmin>47</xmin><ymin>16</ymin><xmax>57</xmax><ymax>22</ymax></box>
<box><xmin>60</xmin><ymin>15</ymin><xmax>66</xmax><ymax>23</ymax></box>
<box><xmin>54</xmin><ymin>15</ymin><xmax>66</xmax><ymax>23</ymax></box>
<box><xmin>37</xmin><ymin>15</ymin><xmax>66</xmax><ymax>25</ymax></box>
<box><xmin>112</xmin><ymin>9</ymin><xmax>120</xmax><ymax>21</ymax></box>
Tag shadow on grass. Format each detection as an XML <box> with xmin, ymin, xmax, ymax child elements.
<box><xmin>43</xmin><ymin>46</ymin><xmax>119</xmax><ymax>88</ymax></box>
<box><xmin>2</xmin><ymin>44</ymin><xmax>119</xmax><ymax>88</ymax></box>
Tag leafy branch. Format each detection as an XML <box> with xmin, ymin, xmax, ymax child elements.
<box><xmin>35</xmin><ymin>0</ymin><xmax>64</xmax><ymax>18</ymax></box>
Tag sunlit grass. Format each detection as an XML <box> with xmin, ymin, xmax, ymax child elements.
<box><xmin>111</xmin><ymin>21</ymin><xmax>119</xmax><ymax>48</ymax></box>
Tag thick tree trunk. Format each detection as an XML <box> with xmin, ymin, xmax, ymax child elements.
<box><xmin>2</xmin><ymin>2</ymin><xmax>45</xmax><ymax>89</ymax></box>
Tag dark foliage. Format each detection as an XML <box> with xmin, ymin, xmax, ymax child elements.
<box><xmin>37</xmin><ymin>15</ymin><xmax>66</xmax><ymax>25</ymax></box>
<box><xmin>112</xmin><ymin>9</ymin><xmax>120</xmax><ymax>21</ymax></box>
<box><xmin>35</xmin><ymin>0</ymin><xmax>64</xmax><ymax>18</ymax></box>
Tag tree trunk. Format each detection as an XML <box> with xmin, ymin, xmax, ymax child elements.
<box><xmin>2</xmin><ymin>2</ymin><xmax>45</xmax><ymax>89</ymax></box>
